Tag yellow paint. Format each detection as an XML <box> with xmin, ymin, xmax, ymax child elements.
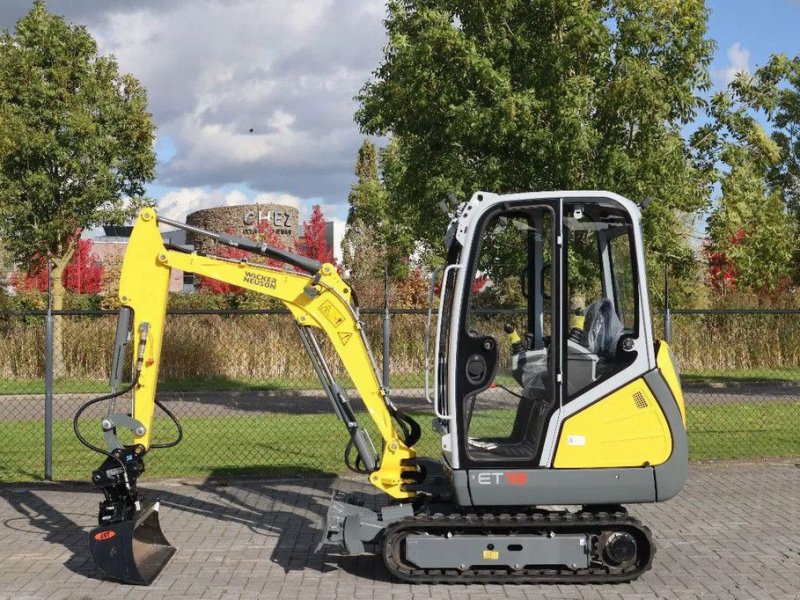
<box><xmin>118</xmin><ymin>208</ymin><xmax>171</xmax><ymax>449</ymax></box>
<box><xmin>118</xmin><ymin>209</ymin><xmax>416</xmax><ymax>499</ymax></box>
<box><xmin>656</xmin><ymin>341</ymin><xmax>686</xmax><ymax>424</ymax></box>
<box><xmin>554</xmin><ymin>378</ymin><xmax>672</xmax><ymax>468</ymax></box>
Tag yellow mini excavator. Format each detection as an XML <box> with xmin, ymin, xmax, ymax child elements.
<box><xmin>75</xmin><ymin>191</ymin><xmax>687</xmax><ymax>585</ymax></box>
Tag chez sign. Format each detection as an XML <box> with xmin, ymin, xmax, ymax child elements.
<box><xmin>242</xmin><ymin>209</ymin><xmax>293</xmax><ymax>236</ymax></box>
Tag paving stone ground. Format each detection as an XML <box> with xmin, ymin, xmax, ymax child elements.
<box><xmin>0</xmin><ymin>462</ymin><xmax>798</xmax><ymax>600</ymax></box>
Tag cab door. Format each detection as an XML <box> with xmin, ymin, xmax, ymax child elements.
<box><xmin>451</xmin><ymin>199</ymin><xmax>564</xmax><ymax>470</ymax></box>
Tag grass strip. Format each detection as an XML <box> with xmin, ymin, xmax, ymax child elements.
<box><xmin>1</xmin><ymin>402</ymin><xmax>797</xmax><ymax>483</ymax></box>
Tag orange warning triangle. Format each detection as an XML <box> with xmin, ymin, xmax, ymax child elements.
<box><xmin>338</xmin><ymin>331</ymin><xmax>352</xmax><ymax>345</ymax></box>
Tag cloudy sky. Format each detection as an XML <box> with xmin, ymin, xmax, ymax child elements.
<box><xmin>0</xmin><ymin>0</ymin><xmax>798</xmax><ymax>227</ymax></box>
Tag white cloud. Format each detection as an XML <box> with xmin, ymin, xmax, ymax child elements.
<box><xmin>714</xmin><ymin>42</ymin><xmax>751</xmax><ymax>88</ymax></box>
<box><xmin>157</xmin><ymin>187</ymin><xmax>303</xmax><ymax>223</ymax></box>
<box><xmin>0</xmin><ymin>0</ymin><xmax>386</xmax><ymax>214</ymax></box>
<box><xmin>86</xmin><ymin>0</ymin><xmax>385</xmax><ymax>201</ymax></box>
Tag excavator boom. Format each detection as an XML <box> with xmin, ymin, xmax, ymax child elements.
<box><xmin>79</xmin><ymin>207</ymin><xmax>419</xmax><ymax>583</ymax></box>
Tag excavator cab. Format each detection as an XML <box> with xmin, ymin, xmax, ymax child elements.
<box><xmin>434</xmin><ymin>192</ymin><xmax>686</xmax><ymax>508</ymax></box>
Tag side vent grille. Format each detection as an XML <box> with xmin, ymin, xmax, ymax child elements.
<box><xmin>633</xmin><ymin>391</ymin><xmax>648</xmax><ymax>409</ymax></box>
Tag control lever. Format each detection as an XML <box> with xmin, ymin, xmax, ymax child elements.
<box><xmin>503</xmin><ymin>323</ymin><xmax>524</xmax><ymax>355</ymax></box>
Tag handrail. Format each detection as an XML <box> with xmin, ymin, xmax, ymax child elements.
<box><xmin>424</xmin><ymin>267</ymin><xmax>444</xmax><ymax>404</ymax></box>
<box><xmin>433</xmin><ymin>264</ymin><xmax>460</xmax><ymax>420</ymax></box>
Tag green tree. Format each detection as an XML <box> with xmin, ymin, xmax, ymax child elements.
<box><xmin>347</xmin><ymin>140</ymin><xmax>387</xmax><ymax>226</ymax></box>
<box><xmin>357</xmin><ymin>0</ymin><xmax>716</xmax><ymax>305</ymax></box>
<box><xmin>343</xmin><ymin>140</ymin><xmax>414</xmax><ymax>281</ymax></box>
<box><xmin>730</xmin><ymin>55</ymin><xmax>800</xmax><ymax>220</ymax></box>
<box><xmin>695</xmin><ymin>60</ymin><xmax>798</xmax><ymax>301</ymax></box>
<box><xmin>704</xmin><ymin>144</ymin><xmax>794</xmax><ymax>298</ymax></box>
<box><xmin>0</xmin><ymin>1</ymin><xmax>155</xmax><ymax>372</ymax></box>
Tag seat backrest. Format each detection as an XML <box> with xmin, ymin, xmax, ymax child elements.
<box><xmin>580</xmin><ymin>298</ymin><xmax>623</xmax><ymax>357</ymax></box>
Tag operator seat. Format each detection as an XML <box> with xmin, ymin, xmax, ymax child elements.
<box><xmin>580</xmin><ymin>298</ymin><xmax>623</xmax><ymax>358</ymax></box>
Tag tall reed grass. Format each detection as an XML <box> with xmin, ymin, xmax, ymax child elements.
<box><xmin>0</xmin><ymin>310</ymin><xmax>798</xmax><ymax>382</ymax></box>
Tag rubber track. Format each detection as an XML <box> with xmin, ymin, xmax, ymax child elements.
<box><xmin>382</xmin><ymin>509</ymin><xmax>654</xmax><ymax>584</ymax></box>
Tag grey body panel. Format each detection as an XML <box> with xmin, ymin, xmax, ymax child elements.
<box><xmin>405</xmin><ymin>534</ymin><xmax>590</xmax><ymax>569</ymax></box>
<box><xmin>645</xmin><ymin>357</ymin><xmax>689</xmax><ymax>501</ymax></box>
<box><xmin>466</xmin><ymin>466</ymin><xmax>656</xmax><ymax>506</ymax></box>
<box><xmin>451</xmin><ymin>468</ymin><xmax>472</xmax><ymax>506</ymax></box>
<box><xmin>449</xmin><ymin>364</ymin><xmax>687</xmax><ymax>508</ymax></box>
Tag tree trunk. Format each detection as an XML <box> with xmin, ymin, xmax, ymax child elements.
<box><xmin>50</xmin><ymin>248</ymin><xmax>74</xmax><ymax>379</ymax></box>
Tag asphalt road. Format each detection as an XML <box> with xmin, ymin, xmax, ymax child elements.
<box><xmin>1</xmin><ymin>381</ymin><xmax>798</xmax><ymax>421</ymax></box>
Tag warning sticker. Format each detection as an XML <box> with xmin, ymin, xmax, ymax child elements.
<box><xmin>482</xmin><ymin>550</ymin><xmax>499</xmax><ymax>560</ymax></box>
<box><xmin>338</xmin><ymin>331</ymin><xmax>352</xmax><ymax>345</ymax></box>
<box><xmin>319</xmin><ymin>301</ymin><xmax>345</xmax><ymax>327</ymax></box>
<box><xmin>567</xmin><ymin>435</ymin><xmax>586</xmax><ymax>446</ymax></box>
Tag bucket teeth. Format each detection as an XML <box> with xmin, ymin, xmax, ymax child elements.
<box><xmin>89</xmin><ymin>498</ymin><xmax>175</xmax><ymax>585</ymax></box>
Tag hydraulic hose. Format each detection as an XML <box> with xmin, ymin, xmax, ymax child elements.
<box><xmin>150</xmin><ymin>398</ymin><xmax>183</xmax><ymax>449</ymax></box>
<box><xmin>73</xmin><ymin>379</ymin><xmax>139</xmax><ymax>502</ymax></box>
<box><xmin>344</xmin><ymin>438</ymin><xmax>368</xmax><ymax>474</ymax></box>
<box><xmin>73</xmin><ymin>323</ymin><xmax>184</xmax><ymax>493</ymax></box>
<box><xmin>73</xmin><ymin>379</ymin><xmax>138</xmax><ymax>462</ymax></box>
<box><xmin>73</xmin><ymin>381</ymin><xmax>184</xmax><ymax>453</ymax></box>
<box><xmin>392</xmin><ymin>409</ymin><xmax>421</xmax><ymax>448</ymax></box>
<box><xmin>343</xmin><ymin>408</ymin><xmax>421</xmax><ymax>475</ymax></box>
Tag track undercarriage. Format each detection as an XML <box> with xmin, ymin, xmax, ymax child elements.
<box><xmin>322</xmin><ymin>494</ymin><xmax>654</xmax><ymax>584</ymax></box>
<box><xmin>382</xmin><ymin>507</ymin><xmax>653</xmax><ymax>584</ymax></box>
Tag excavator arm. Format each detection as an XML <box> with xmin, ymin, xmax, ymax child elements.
<box><xmin>116</xmin><ymin>208</ymin><xmax>417</xmax><ymax>496</ymax></box>
<box><xmin>80</xmin><ymin>207</ymin><xmax>419</xmax><ymax>584</ymax></box>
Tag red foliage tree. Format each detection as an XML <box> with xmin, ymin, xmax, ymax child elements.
<box><xmin>433</xmin><ymin>272</ymin><xmax>488</xmax><ymax>298</ymax></box>
<box><xmin>196</xmin><ymin>220</ymin><xmax>287</xmax><ymax>294</ymax></box>
<box><xmin>471</xmin><ymin>274</ymin><xmax>489</xmax><ymax>294</ymax></box>
<box><xmin>705</xmin><ymin>249</ymin><xmax>736</xmax><ymax>291</ymax></box>
<box><xmin>297</xmin><ymin>204</ymin><xmax>334</xmax><ymax>264</ymax></box>
<box><xmin>393</xmin><ymin>266</ymin><xmax>428</xmax><ymax>307</ymax></box>
<box><xmin>12</xmin><ymin>237</ymin><xmax>103</xmax><ymax>294</ymax></box>
<box><xmin>705</xmin><ymin>228</ymin><xmax>745</xmax><ymax>292</ymax></box>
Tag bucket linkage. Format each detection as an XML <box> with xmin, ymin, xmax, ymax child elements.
<box><xmin>88</xmin><ymin>445</ymin><xmax>175</xmax><ymax>585</ymax></box>
<box><xmin>73</xmin><ymin>312</ymin><xmax>180</xmax><ymax>585</ymax></box>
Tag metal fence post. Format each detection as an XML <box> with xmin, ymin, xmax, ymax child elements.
<box><xmin>382</xmin><ymin>265</ymin><xmax>391</xmax><ymax>393</ymax></box>
<box><xmin>44</xmin><ymin>259</ymin><xmax>54</xmax><ymax>481</ymax></box>
<box><xmin>663</xmin><ymin>262</ymin><xmax>672</xmax><ymax>344</ymax></box>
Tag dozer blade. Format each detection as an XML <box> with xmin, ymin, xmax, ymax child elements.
<box><xmin>89</xmin><ymin>499</ymin><xmax>176</xmax><ymax>585</ymax></box>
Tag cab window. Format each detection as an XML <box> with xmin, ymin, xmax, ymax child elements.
<box><xmin>564</xmin><ymin>205</ymin><xmax>638</xmax><ymax>400</ymax></box>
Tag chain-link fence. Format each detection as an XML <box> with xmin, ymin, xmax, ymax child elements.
<box><xmin>0</xmin><ymin>306</ymin><xmax>798</xmax><ymax>483</ymax></box>
<box><xmin>667</xmin><ymin>309</ymin><xmax>800</xmax><ymax>460</ymax></box>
